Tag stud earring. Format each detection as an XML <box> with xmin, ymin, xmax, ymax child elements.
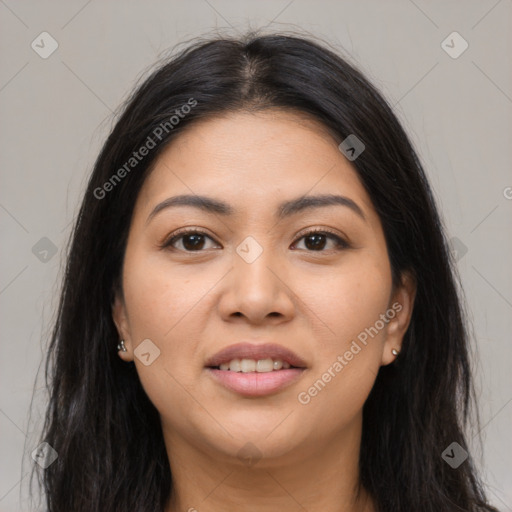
<box><xmin>117</xmin><ymin>340</ymin><xmax>127</xmax><ymax>352</ymax></box>
<box><xmin>391</xmin><ymin>348</ymin><xmax>400</xmax><ymax>356</ymax></box>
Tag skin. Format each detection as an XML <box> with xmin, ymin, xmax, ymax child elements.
<box><xmin>112</xmin><ymin>109</ymin><xmax>416</xmax><ymax>512</ymax></box>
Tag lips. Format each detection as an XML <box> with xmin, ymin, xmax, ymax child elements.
<box><xmin>204</xmin><ymin>342</ymin><xmax>307</xmax><ymax>369</ymax></box>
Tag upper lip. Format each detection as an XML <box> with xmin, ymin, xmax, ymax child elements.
<box><xmin>205</xmin><ymin>342</ymin><xmax>307</xmax><ymax>368</ymax></box>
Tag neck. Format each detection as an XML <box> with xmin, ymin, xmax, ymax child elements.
<box><xmin>163</xmin><ymin>415</ymin><xmax>375</xmax><ymax>512</ymax></box>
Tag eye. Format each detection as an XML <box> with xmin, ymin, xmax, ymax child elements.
<box><xmin>162</xmin><ymin>229</ymin><xmax>220</xmax><ymax>252</ymax></box>
<box><xmin>291</xmin><ymin>229</ymin><xmax>349</xmax><ymax>252</ymax></box>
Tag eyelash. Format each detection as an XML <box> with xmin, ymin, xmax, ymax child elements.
<box><xmin>161</xmin><ymin>227</ymin><xmax>349</xmax><ymax>253</ymax></box>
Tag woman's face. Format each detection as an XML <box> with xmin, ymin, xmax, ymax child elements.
<box><xmin>113</xmin><ymin>109</ymin><xmax>415</xmax><ymax>466</ymax></box>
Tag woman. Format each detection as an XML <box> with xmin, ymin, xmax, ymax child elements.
<box><xmin>35</xmin><ymin>31</ymin><xmax>500</xmax><ymax>511</ymax></box>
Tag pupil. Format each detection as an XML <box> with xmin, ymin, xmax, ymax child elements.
<box><xmin>183</xmin><ymin>234</ymin><xmax>204</xmax><ymax>250</ymax></box>
<box><xmin>305</xmin><ymin>234</ymin><xmax>326</xmax><ymax>250</ymax></box>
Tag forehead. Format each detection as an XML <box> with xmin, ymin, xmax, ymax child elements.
<box><xmin>137</xmin><ymin>109</ymin><xmax>374</xmax><ymax>219</ymax></box>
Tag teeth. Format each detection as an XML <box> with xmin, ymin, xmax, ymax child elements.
<box><xmin>256</xmin><ymin>358</ymin><xmax>274</xmax><ymax>372</ymax></box>
<box><xmin>229</xmin><ymin>359</ymin><xmax>241</xmax><ymax>372</ymax></box>
<box><xmin>218</xmin><ymin>358</ymin><xmax>294</xmax><ymax>372</ymax></box>
<box><xmin>240</xmin><ymin>359</ymin><xmax>256</xmax><ymax>373</ymax></box>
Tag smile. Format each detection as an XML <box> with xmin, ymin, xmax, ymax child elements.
<box><xmin>205</xmin><ymin>342</ymin><xmax>307</xmax><ymax>397</ymax></box>
<box><xmin>216</xmin><ymin>358</ymin><xmax>292</xmax><ymax>372</ymax></box>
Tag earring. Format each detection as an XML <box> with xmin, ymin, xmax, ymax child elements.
<box><xmin>391</xmin><ymin>348</ymin><xmax>400</xmax><ymax>356</ymax></box>
<box><xmin>117</xmin><ymin>340</ymin><xmax>127</xmax><ymax>352</ymax></box>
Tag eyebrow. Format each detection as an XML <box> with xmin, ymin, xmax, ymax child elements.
<box><xmin>146</xmin><ymin>193</ymin><xmax>366</xmax><ymax>225</ymax></box>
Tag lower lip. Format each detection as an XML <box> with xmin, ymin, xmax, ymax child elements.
<box><xmin>206</xmin><ymin>368</ymin><xmax>305</xmax><ymax>397</ymax></box>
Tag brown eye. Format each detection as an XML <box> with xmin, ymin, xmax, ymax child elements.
<box><xmin>292</xmin><ymin>230</ymin><xmax>348</xmax><ymax>252</ymax></box>
<box><xmin>163</xmin><ymin>230</ymin><xmax>220</xmax><ymax>252</ymax></box>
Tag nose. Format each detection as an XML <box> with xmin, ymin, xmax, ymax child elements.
<box><xmin>217</xmin><ymin>244</ymin><xmax>296</xmax><ymax>325</ymax></box>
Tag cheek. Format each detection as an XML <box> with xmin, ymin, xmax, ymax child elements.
<box><xmin>121</xmin><ymin>261</ymin><xmax>209</xmax><ymax>437</ymax></box>
<box><xmin>120</xmin><ymin>252</ymin><xmax>211</xmax><ymax>401</ymax></box>
<box><xmin>122</xmin><ymin>248</ymin><xmax>215</xmax><ymax>343</ymax></box>
<box><xmin>293</xmin><ymin>252</ymin><xmax>391</xmax><ymax>416</ymax></box>
<box><xmin>301</xmin><ymin>251</ymin><xmax>392</xmax><ymax>347</ymax></box>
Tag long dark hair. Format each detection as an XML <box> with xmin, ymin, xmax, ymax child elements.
<box><xmin>33</xmin><ymin>30</ymin><xmax>499</xmax><ymax>511</ymax></box>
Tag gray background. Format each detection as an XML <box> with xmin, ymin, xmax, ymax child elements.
<box><xmin>0</xmin><ymin>1</ymin><xmax>511</xmax><ymax>510</ymax></box>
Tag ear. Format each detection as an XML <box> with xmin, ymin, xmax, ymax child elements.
<box><xmin>112</xmin><ymin>289</ymin><xmax>134</xmax><ymax>362</ymax></box>
<box><xmin>381</xmin><ymin>270</ymin><xmax>416</xmax><ymax>366</ymax></box>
